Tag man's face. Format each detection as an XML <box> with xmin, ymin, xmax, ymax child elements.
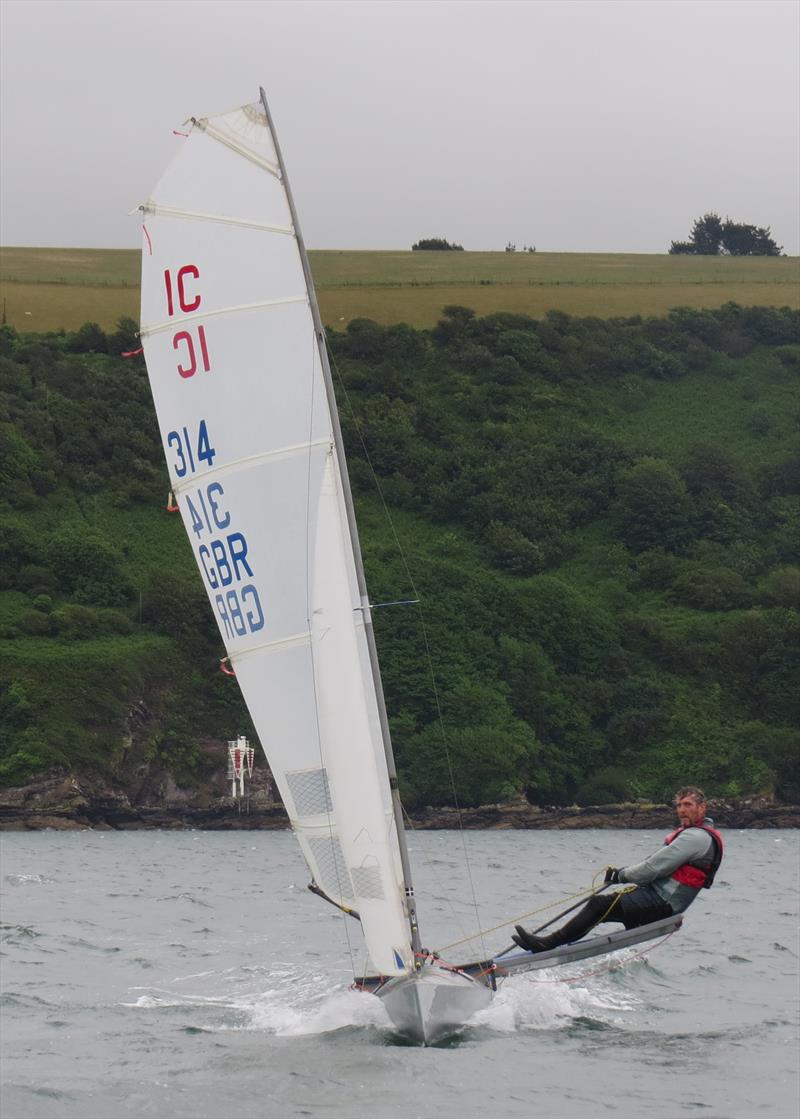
<box><xmin>676</xmin><ymin>795</ymin><xmax>706</xmax><ymax>827</ymax></box>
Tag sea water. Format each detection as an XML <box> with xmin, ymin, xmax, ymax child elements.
<box><xmin>1</xmin><ymin>828</ymin><xmax>797</xmax><ymax>1119</ymax></box>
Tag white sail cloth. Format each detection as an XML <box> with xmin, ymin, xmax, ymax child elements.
<box><xmin>139</xmin><ymin>104</ymin><xmax>412</xmax><ymax>975</ymax></box>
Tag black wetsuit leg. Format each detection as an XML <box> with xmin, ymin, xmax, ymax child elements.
<box><xmin>547</xmin><ymin>889</ymin><xmax>673</xmax><ymax>947</ymax></box>
<box><xmin>546</xmin><ymin>893</ymin><xmax>626</xmax><ymax>946</ymax></box>
<box><xmin>615</xmin><ymin>886</ymin><xmax>674</xmax><ymax>930</ymax></box>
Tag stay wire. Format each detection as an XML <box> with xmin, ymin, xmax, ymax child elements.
<box><xmin>326</xmin><ymin>342</ymin><xmax>486</xmax><ymax>957</ymax></box>
<box><xmin>437</xmin><ymin>870</ymin><xmax>632</xmax><ymax>954</ymax></box>
<box><xmin>437</xmin><ymin>882</ymin><xmax>601</xmax><ymax>953</ymax></box>
<box><xmin>400</xmin><ymin>803</ymin><xmax>473</xmax><ymax>951</ymax></box>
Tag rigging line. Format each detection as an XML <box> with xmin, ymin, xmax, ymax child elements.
<box><xmin>424</xmin><ymin>663</ymin><xmax>487</xmax><ymax>960</ymax></box>
<box><xmin>437</xmin><ymin>881</ymin><xmax>609</xmax><ymax>953</ymax></box>
<box><xmin>370</xmin><ymin>598</ymin><xmax>421</xmax><ymax>609</ymax></box>
<box><xmin>302</xmin><ymin>329</ymin><xmax>358</xmax><ymax>977</ymax></box>
<box><xmin>400</xmin><ymin>803</ymin><xmax>473</xmax><ymax>951</ymax></box>
<box><xmin>357</xmin><ymin>947</ymin><xmax>370</xmax><ymax>988</ymax></box>
<box><xmin>326</xmin><ymin>344</ymin><xmax>486</xmax><ymax>958</ymax></box>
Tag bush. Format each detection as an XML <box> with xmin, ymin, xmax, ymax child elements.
<box><xmin>0</xmin><ymin>731</ymin><xmax>53</xmax><ymax>785</ymax></box>
<box><xmin>341</xmin><ymin>318</ymin><xmax>388</xmax><ymax>361</ymax></box>
<box><xmin>614</xmin><ymin>458</ymin><xmax>694</xmax><ymax>553</ymax></box>
<box><xmin>411</xmin><ymin>238</ymin><xmax>464</xmax><ymax>251</ymax></box>
<box><xmin>67</xmin><ymin>322</ymin><xmax>108</xmax><ymax>354</ymax></box>
<box><xmin>485</xmin><ymin>520</ymin><xmax>545</xmax><ymax>575</ymax></box>
<box><xmin>760</xmin><ymin>567</ymin><xmax>800</xmax><ymax>608</ymax></box>
<box><xmin>670</xmin><ymin>566</ymin><xmax>752</xmax><ymax>610</ymax></box>
<box><xmin>50</xmin><ymin>603</ymin><xmax>102</xmax><ymax>639</ymax></box>
<box><xmin>774</xmin><ymin>345</ymin><xmax>800</xmax><ymax>369</ymax></box>
<box><xmin>574</xmin><ymin>767</ymin><xmax>632</xmax><ymax>806</ymax></box>
<box><xmin>747</xmin><ymin>408</ymin><xmax>773</xmax><ymax>436</ymax></box>
<box><xmin>107</xmin><ymin>317</ymin><xmax>140</xmax><ymax>356</ymax></box>
<box><xmin>19</xmin><ymin>565</ymin><xmax>57</xmax><ymax>596</ymax></box>
<box><xmin>50</xmin><ymin>528</ymin><xmax>133</xmax><ymax>607</ymax></box>
<box><xmin>16</xmin><ymin>610</ymin><xmax>52</xmax><ymax>636</ymax></box>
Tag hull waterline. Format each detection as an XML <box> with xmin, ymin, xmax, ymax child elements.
<box><xmin>374</xmin><ymin>965</ymin><xmax>493</xmax><ymax>1045</ymax></box>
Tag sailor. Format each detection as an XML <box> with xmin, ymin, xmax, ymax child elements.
<box><xmin>512</xmin><ymin>786</ymin><xmax>724</xmax><ymax>953</ymax></box>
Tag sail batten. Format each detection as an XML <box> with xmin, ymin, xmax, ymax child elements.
<box><xmin>140</xmin><ymin>99</ymin><xmax>414</xmax><ymax>976</ymax></box>
<box><xmin>191</xmin><ymin>116</ymin><xmax>282</xmax><ymax>176</ymax></box>
<box><xmin>140</xmin><ymin>202</ymin><xmax>293</xmax><ymax>235</ymax></box>
<box><xmin>224</xmin><ymin>630</ymin><xmax>312</xmax><ymax>663</ymax></box>
<box><xmin>169</xmin><ymin>437</ymin><xmax>332</xmax><ymax>492</ymax></box>
<box><xmin>140</xmin><ymin>295</ymin><xmax>307</xmax><ymax>337</ymax></box>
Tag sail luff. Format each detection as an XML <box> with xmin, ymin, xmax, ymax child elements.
<box><xmin>257</xmin><ymin>88</ymin><xmax>422</xmax><ymax>958</ymax></box>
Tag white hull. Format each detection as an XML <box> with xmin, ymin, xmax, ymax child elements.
<box><xmin>375</xmin><ymin>964</ymin><xmax>493</xmax><ymax>1045</ymax></box>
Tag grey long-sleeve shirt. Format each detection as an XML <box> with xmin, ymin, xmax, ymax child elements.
<box><xmin>618</xmin><ymin>821</ymin><xmax>715</xmax><ymax>911</ymax></box>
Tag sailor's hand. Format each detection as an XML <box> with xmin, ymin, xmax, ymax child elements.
<box><xmin>604</xmin><ymin>866</ymin><xmax>621</xmax><ymax>884</ymax></box>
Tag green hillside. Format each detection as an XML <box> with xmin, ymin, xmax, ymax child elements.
<box><xmin>0</xmin><ymin>304</ymin><xmax>798</xmax><ymax>805</ymax></box>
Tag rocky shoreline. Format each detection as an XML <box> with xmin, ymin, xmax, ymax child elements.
<box><xmin>1</xmin><ymin>774</ymin><xmax>797</xmax><ymax>831</ymax></box>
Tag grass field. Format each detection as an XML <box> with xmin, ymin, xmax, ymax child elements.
<box><xmin>1</xmin><ymin>246</ymin><xmax>798</xmax><ymax>331</ymax></box>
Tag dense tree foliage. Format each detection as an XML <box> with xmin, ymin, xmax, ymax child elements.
<box><xmin>411</xmin><ymin>238</ymin><xmax>464</xmax><ymax>251</ymax></box>
<box><xmin>0</xmin><ymin>306</ymin><xmax>798</xmax><ymax>806</ymax></box>
<box><xmin>670</xmin><ymin>213</ymin><xmax>783</xmax><ymax>256</ymax></box>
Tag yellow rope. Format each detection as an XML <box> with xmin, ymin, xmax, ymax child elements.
<box><xmin>591</xmin><ymin>884</ymin><xmax>637</xmax><ymax>927</ymax></box>
<box><xmin>436</xmin><ymin>868</ymin><xmax>636</xmax><ymax>954</ymax></box>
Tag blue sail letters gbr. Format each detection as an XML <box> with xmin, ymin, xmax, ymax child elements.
<box><xmin>167</xmin><ymin>421</ymin><xmax>265</xmax><ymax>640</ymax></box>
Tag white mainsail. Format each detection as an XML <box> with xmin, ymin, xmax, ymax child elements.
<box><xmin>139</xmin><ymin>102</ymin><xmax>413</xmax><ymax>975</ymax></box>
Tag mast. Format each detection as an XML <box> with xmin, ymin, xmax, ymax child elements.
<box><xmin>258</xmin><ymin>88</ymin><xmax>422</xmax><ymax>959</ymax></box>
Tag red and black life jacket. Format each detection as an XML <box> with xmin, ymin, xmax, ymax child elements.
<box><xmin>664</xmin><ymin>823</ymin><xmax>724</xmax><ymax>889</ymax></box>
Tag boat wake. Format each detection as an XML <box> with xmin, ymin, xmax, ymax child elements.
<box><xmin>122</xmin><ymin>958</ymin><xmax>647</xmax><ymax>1042</ymax></box>
<box><xmin>122</xmin><ymin>968</ymin><xmax>389</xmax><ymax>1037</ymax></box>
<box><xmin>248</xmin><ymin>986</ymin><xmax>390</xmax><ymax>1036</ymax></box>
<box><xmin>5</xmin><ymin>873</ymin><xmax>56</xmax><ymax>887</ymax></box>
<box><xmin>472</xmin><ymin>967</ymin><xmax>642</xmax><ymax>1035</ymax></box>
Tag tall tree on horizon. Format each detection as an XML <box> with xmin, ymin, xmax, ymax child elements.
<box><xmin>670</xmin><ymin>213</ymin><xmax>783</xmax><ymax>256</ymax></box>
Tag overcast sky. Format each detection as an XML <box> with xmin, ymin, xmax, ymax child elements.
<box><xmin>2</xmin><ymin>0</ymin><xmax>798</xmax><ymax>254</ymax></box>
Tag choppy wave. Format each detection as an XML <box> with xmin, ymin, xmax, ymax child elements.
<box><xmin>0</xmin><ymin>922</ymin><xmax>40</xmax><ymax>942</ymax></box>
<box><xmin>5</xmin><ymin>873</ymin><xmax>56</xmax><ymax>886</ymax></box>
